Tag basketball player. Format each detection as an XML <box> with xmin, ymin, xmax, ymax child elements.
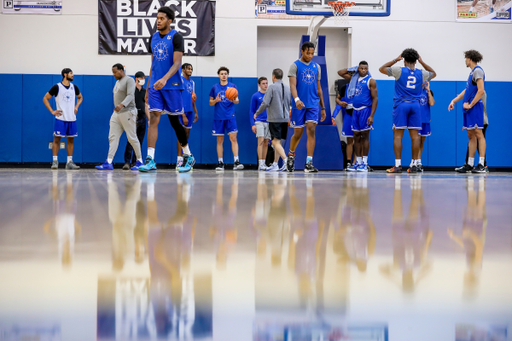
<box><xmin>139</xmin><ymin>6</ymin><xmax>195</xmax><ymax>173</ymax></box>
<box><xmin>379</xmin><ymin>49</ymin><xmax>436</xmax><ymax>173</ymax></box>
<box><xmin>43</xmin><ymin>68</ymin><xmax>83</xmax><ymax>170</ymax></box>
<box><xmin>123</xmin><ymin>71</ymin><xmax>149</xmax><ymax>170</ymax></box>
<box><xmin>250</xmin><ymin>77</ymin><xmax>270</xmax><ymax>171</ymax></box>
<box><xmin>338</xmin><ymin>61</ymin><xmax>378</xmax><ymax>172</ymax></box>
<box><xmin>96</xmin><ymin>64</ymin><xmax>143</xmax><ymax>170</ymax></box>
<box><xmin>417</xmin><ymin>81</ymin><xmax>435</xmax><ymax>171</ymax></box>
<box><xmin>333</xmin><ymin>85</ymin><xmax>356</xmax><ymax>169</ymax></box>
<box><xmin>288</xmin><ymin>41</ymin><xmax>327</xmax><ymax>173</ymax></box>
<box><xmin>209</xmin><ymin>66</ymin><xmax>243</xmax><ymax>171</ymax></box>
<box><xmin>449</xmin><ymin>50</ymin><xmax>487</xmax><ymax>173</ymax></box>
<box><xmin>254</xmin><ymin>68</ymin><xmax>292</xmax><ymax>172</ymax></box>
<box><xmin>176</xmin><ymin>63</ymin><xmax>199</xmax><ymax>169</ymax></box>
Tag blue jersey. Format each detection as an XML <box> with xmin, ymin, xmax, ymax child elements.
<box><xmin>394</xmin><ymin>67</ymin><xmax>424</xmax><ymax>108</ymax></box>
<box><xmin>182</xmin><ymin>76</ymin><xmax>195</xmax><ymax>112</ymax></box>
<box><xmin>292</xmin><ymin>60</ymin><xmax>320</xmax><ymax>109</ymax></box>
<box><xmin>149</xmin><ymin>30</ymin><xmax>183</xmax><ymax>91</ymax></box>
<box><xmin>463</xmin><ymin>66</ymin><xmax>485</xmax><ymax>114</ymax></box>
<box><xmin>351</xmin><ymin>76</ymin><xmax>373</xmax><ymax>109</ymax></box>
<box><xmin>250</xmin><ymin>91</ymin><xmax>267</xmax><ymax>125</ymax></box>
<box><xmin>210</xmin><ymin>82</ymin><xmax>237</xmax><ymax>120</ymax></box>
<box><xmin>419</xmin><ymin>88</ymin><xmax>430</xmax><ymax>123</ymax></box>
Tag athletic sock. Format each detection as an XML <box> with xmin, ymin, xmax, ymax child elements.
<box><xmin>107</xmin><ymin>158</ymin><xmax>113</xmax><ymax>164</ymax></box>
<box><xmin>283</xmin><ymin>157</ymin><xmax>287</xmax><ymax>164</ymax></box>
<box><xmin>67</xmin><ymin>156</ymin><xmax>72</xmax><ymax>163</ymax></box>
<box><xmin>53</xmin><ymin>156</ymin><xmax>58</xmax><ymax>161</ymax></box>
<box><xmin>218</xmin><ymin>158</ymin><xmax>223</xmax><ymax>163</ymax></box>
<box><xmin>417</xmin><ymin>159</ymin><xmax>422</xmax><ymax>165</ymax></box>
<box><xmin>273</xmin><ymin>162</ymin><xmax>278</xmax><ymax>166</ymax></box>
<box><xmin>137</xmin><ymin>158</ymin><xmax>143</xmax><ymax>163</ymax></box>
<box><xmin>479</xmin><ymin>157</ymin><xmax>485</xmax><ymax>166</ymax></box>
<box><xmin>395</xmin><ymin>159</ymin><xmax>401</xmax><ymax>167</ymax></box>
<box><xmin>148</xmin><ymin>147</ymin><xmax>155</xmax><ymax>159</ymax></box>
<box><xmin>362</xmin><ymin>156</ymin><xmax>368</xmax><ymax>165</ymax></box>
<box><xmin>234</xmin><ymin>156</ymin><xmax>239</xmax><ymax>162</ymax></box>
<box><xmin>182</xmin><ymin>145</ymin><xmax>191</xmax><ymax>155</ymax></box>
<box><xmin>177</xmin><ymin>156</ymin><xmax>183</xmax><ymax>163</ymax></box>
<box><xmin>468</xmin><ymin>157</ymin><xmax>475</xmax><ymax>167</ymax></box>
<box><xmin>356</xmin><ymin>157</ymin><xmax>363</xmax><ymax>165</ymax></box>
<box><xmin>306</xmin><ymin>156</ymin><xmax>313</xmax><ymax>163</ymax></box>
<box><xmin>289</xmin><ymin>150</ymin><xmax>295</xmax><ymax>157</ymax></box>
<box><xmin>469</xmin><ymin>6</ymin><xmax>474</xmax><ymax>11</ymax></box>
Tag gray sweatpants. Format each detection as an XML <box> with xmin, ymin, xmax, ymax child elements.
<box><xmin>108</xmin><ymin>110</ymin><xmax>142</xmax><ymax>161</ymax></box>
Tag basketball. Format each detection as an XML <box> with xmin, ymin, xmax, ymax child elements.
<box><xmin>192</xmin><ymin>92</ymin><xmax>197</xmax><ymax>103</ymax></box>
<box><xmin>225</xmin><ymin>87</ymin><xmax>238</xmax><ymax>101</ymax></box>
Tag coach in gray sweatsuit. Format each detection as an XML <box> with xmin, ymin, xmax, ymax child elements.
<box><xmin>254</xmin><ymin>68</ymin><xmax>291</xmax><ymax>167</ymax></box>
<box><xmin>106</xmin><ymin>63</ymin><xmax>143</xmax><ymax>165</ymax></box>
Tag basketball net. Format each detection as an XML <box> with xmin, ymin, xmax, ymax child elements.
<box><xmin>328</xmin><ymin>1</ymin><xmax>355</xmax><ymax>25</ymax></box>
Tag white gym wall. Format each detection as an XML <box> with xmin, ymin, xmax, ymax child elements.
<box><xmin>1</xmin><ymin>0</ymin><xmax>511</xmax><ymax>81</ymax></box>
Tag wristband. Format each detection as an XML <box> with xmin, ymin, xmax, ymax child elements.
<box><xmin>294</xmin><ymin>97</ymin><xmax>300</xmax><ymax>103</ymax></box>
<box><xmin>393</xmin><ymin>59</ymin><xmax>397</xmax><ymax>63</ymax></box>
<box><xmin>321</xmin><ymin>108</ymin><xmax>325</xmax><ymax>110</ymax></box>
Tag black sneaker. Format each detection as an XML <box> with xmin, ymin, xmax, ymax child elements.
<box><xmin>287</xmin><ymin>155</ymin><xmax>295</xmax><ymax>172</ymax></box>
<box><xmin>345</xmin><ymin>162</ymin><xmax>352</xmax><ymax>172</ymax></box>
<box><xmin>367</xmin><ymin>165</ymin><xmax>374</xmax><ymax>172</ymax></box>
<box><xmin>233</xmin><ymin>160</ymin><xmax>244</xmax><ymax>170</ymax></box>
<box><xmin>455</xmin><ymin>164</ymin><xmax>473</xmax><ymax>173</ymax></box>
<box><xmin>215</xmin><ymin>161</ymin><xmax>224</xmax><ymax>171</ymax></box>
<box><xmin>417</xmin><ymin>164</ymin><xmax>424</xmax><ymax>172</ymax></box>
<box><xmin>304</xmin><ymin>160</ymin><xmax>318</xmax><ymax>173</ymax></box>
<box><xmin>472</xmin><ymin>163</ymin><xmax>486</xmax><ymax>173</ymax></box>
<box><xmin>407</xmin><ymin>165</ymin><xmax>418</xmax><ymax>173</ymax></box>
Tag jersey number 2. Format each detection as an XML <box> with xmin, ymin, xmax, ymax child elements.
<box><xmin>406</xmin><ymin>76</ymin><xmax>416</xmax><ymax>89</ymax></box>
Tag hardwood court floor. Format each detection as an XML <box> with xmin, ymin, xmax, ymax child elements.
<box><xmin>0</xmin><ymin>169</ymin><xmax>511</xmax><ymax>340</ymax></box>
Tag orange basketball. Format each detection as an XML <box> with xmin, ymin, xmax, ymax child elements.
<box><xmin>192</xmin><ymin>92</ymin><xmax>197</xmax><ymax>103</ymax></box>
<box><xmin>225</xmin><ymin>87</ymin><xmax>238</xmax><ymax>101</ymax></box>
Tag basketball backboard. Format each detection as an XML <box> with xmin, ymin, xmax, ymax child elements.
<box><xmin>285</xmin><ymin>0</ymin><xmax>390</xmax><ymax>17</ymax></box>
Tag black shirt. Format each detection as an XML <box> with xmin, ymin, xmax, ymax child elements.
<box><xmin>48</xmin><ymin>82</ymin><xmax>81</xmax><ymax>97</ymax></box>
<box><xmin>135</xmin><ymin>86</ymin><xmax>146</xmax><ymax>120</ymax></box>
<box><xmin>148</xmin><ymin>32</ymin><xmax>185</xmax><ymax>54</ymax></box>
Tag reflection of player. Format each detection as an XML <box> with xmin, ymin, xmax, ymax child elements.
<box><xmin>288</xmin><ymin>42</ymin><xmax>327</xmax><ymax>173</ymax></box>
<box><xmin>44</xmin><ymin>172</ymin><xmax>81</xmax><ymax>269</ymax></box>
<box><xmin>210</xmin><ymin>176</ymin><xmax>239</xmax><ymax>270</ymax></box>
<box><xmin>379</xmin><ymin>49</ymin><xmax>436</xmax><ymax>173</ymax></box>
<box><xmin>333</xmin><ymin>176</ymin><xmax>376</xmax><ymax>272</ymax></box>
<box><xmin>288</xmin><ymin>182</ymin><xmax>327</xmax><ymax>309</ymax></box>
<box><xmin>108</xmin><ymin>174</ymin><xmax>141</xmax><ymax>271</ymax></box>
<box><xmin>145</xmin><ymin>174</ymin><xmax>197</xmax><ymax>338</ymax></box>
<box><xmin>448</xmin><ymin>176</ymin><xmax>487</xmax><ymax>299</ymax></box>
<box><xmin>380</xmin><ymin>176</ymin><xmax>433</xmax><ymax>293</ymax></box>
<box><xmin>338</xmin><ymin>61</ymin><xmax>378</xmax><ymax>173</ymax></box>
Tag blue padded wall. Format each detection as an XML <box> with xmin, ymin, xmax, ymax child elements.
<box><xmin>0</xmin><ymin>74</ymin><xmax>22</xmax><ymax>162</ymax></box>
<box><xmin>2</xmin><ymin>73</ymin><xmax>512</xmax><ymax>169</ymax></box>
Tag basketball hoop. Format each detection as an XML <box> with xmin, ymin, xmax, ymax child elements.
<box><xmin>328</xmin><ymin>1</ymin><xmax>355</xmax><ymax>25</ymax></box>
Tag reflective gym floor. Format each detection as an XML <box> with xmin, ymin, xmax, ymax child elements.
<box><xmin>0</xmin><ymin>169</ymin><xmax>511</xmax><ymax>341</ymax></box>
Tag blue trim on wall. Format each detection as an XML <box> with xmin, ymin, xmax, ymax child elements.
<box><xmin>0</xmin><ymin>73</ymin><xmax>511</xmax><ymax>168</ymax></box>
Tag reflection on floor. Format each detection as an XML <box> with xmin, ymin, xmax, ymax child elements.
<box><xmin>0</xmin><ymin>169</ymin><xmax>511</xmax><ymax>341</ymax></box>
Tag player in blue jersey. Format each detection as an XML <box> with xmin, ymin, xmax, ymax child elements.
<box><xmin>338</xmin><ymin>61</ymin><xmax>378</xmax><ymax>173</ymax></box>
<box><xmin>176</xmin><ymin>63</ymin><xmax>199</xmax><ymax>170</ymax></box>
<box><xmin>288</xmin><ymin>41</ymin><xmax>327</xmax><ymax>173</ymax></box>
<box><xmin>449</xmin><ymin>50</ymin><xmax>487</xmax><ymax>173</ymax></box>
<box><xmin>139</xmin><ymin>7</ymin><xmax>195</xmax><ymax>173</ymax></box>
<box><xmin>250</xmin><ymin>77</ymin><xmax>270</xmax><ymax>171</ymax></box>
<box><xmin>417</xmin><ymin>81</ymin><xmax>435</xmax><ymax>172</ymax></box>
<box><xmin>379</xmin><ymin>48</ymin><xmax>436</xmax><ymax>173</ymax></box>
<box><xmin>209</xmin><ymin>66</ymin><xmax>243</xmax><ymax>171</ymax></box>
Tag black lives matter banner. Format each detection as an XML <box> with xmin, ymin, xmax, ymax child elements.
<box><xmin>99</xmin><ymin>0</ymin><xmax>215</xmax><ymax>56</ymax></box>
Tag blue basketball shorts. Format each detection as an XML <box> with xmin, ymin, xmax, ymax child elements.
<box><xmin>351</xmin><ymin>107</ymin><xmax>373</xmax><ymax>132</ymax></box>
<box><xmin>463</xmin><ymin>102</ymin><xmax>484</xmax><ymax>130</ymax></box>
<box><xmin>392</xmin><ymin>101</ymin><xmax>421</xmax><ymax>130</ymax></box>
<box><xmin>148</xmin><ymin>88</ymin><xmax>184</xmax><ymax>115</ymax></box>
<box><xmin>180</xmin><ymin>111</ymin><xmax>194</xmax><ymax>129</ymax></box>
<box><xmin>341</xmin><ymin>112</ymin><xmax>353</xmax><ymax>137</ymax></box>
<box><xmin>290</xmin><ymin>106</ymin><xmax>319</xmax><ymax>128</ymax></box>
<box><xmin>54</xmin><ymin>120</ymin><xmax>77</xmax><ymax>137</ymax></box>
<box><xmin>212</xmin><ymin>117</ymin><xmax>238</xmax><ymax>136</ymax></box>
<box><xmin>419</xmin><ymin>123</ymin><xmax>431</xmax><ymax>137</ymax></box>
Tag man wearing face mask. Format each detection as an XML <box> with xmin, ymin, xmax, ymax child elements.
<box><xmin>123</xmin><ymin>71</ymin><xmax>150</xmax><ymax>170</ymax></box>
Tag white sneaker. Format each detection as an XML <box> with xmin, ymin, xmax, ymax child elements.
<box><xmin>266</xmin><ymin>164</ymin><xmax>279</xmax><ymax>172</ymax></box>
<box><xmin>258</xmin><ymin>163</ymin><xmax>266</xmax><ymax>171</ymax></box>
